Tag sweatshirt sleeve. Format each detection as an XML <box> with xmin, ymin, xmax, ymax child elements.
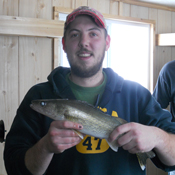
<box><xmin>4</xmin><ymin>85</ymin><xmax>53</xmax><ymax>175</ymax></box>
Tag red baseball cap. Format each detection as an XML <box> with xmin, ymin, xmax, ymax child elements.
<box><xmin>64</xmin><ymin>6</ymin><xmax>107</xmax><ymax>30</ymax></box>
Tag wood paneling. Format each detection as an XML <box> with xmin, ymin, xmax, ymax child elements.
<box><xmin>0</xmin><ymin>1</ymin><xmax>19</xmax><ymax>174</ymax></box>
<box><xmin>75</xmin><ymin>0</ymin><xmax>88</xmax><ymax>8</ymax></box>
<box><xmin>0</xmin><ymin>15</ymin><xmax>64</xmax><ymax>38</ymax></box>
<box><xmin>131</xmin><ymin>4</ymin><xmax>149</xmax><ymax>18</ymax></box>
<box><xmin>0</xmin><ymin>35</ymin><xmax>18</xmax><ymax>175</ymax></box>
<box><xmin>18</xmin><ymin>36</ymin><xmax>52</xmax><ymax>101</ymax></box>
<box><xmin>110</xmin><ymin>0</ymin><xmax>119</xmax><ymax>15</ymax></box>
<box><xmin>154</xmin><ymin>9</ymin><xmax>172</xmax><ymax>89</ymax></box>
<box><xmin>53</xmin><ymin>0</ymin><xmax>72</xmax><ymax>8</ymax></box>
<box><xmin>114</xmin><ymin>0</ymin><xmax>175</xmax><ymax>12</ymax></box>
<box><xmin>0</xmin><ymin>0</ymin><xmax>18</xmax><ymax>16</ymax></box>
<box><xmin>19</xmin><ymin>0</ymin><xmax>52</xmax><ymax>19</ymax></box>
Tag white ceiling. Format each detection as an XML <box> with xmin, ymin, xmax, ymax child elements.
<box><xmin>138</xmin><ymin>0</ymin><xmax>175</xmax><ymax>7</ymax></box>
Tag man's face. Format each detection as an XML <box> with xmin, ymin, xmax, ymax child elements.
<box><xmin>63</xmin><ymin>15</ymin><xmax>110</xmax><ymax>78</ymax></box>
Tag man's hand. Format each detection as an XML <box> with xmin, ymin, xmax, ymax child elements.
<box><xmin>44</xmin><ymin>120</ymin><xmax>83</xmax><ymax>153</ymax></box>
<box><xmin>25</xmin><ymin>120</ymin><xmax>83</xmax><ymax>175</ymax></box>
<box><xmin>108</xmin><ymin>122</ymin><xmax>156</xmax><ymax>154</ymax></box>
<box><xmin>109</xmin><ymin>122</ymin><xmax>175</xmax><ymax>166</ymax></box>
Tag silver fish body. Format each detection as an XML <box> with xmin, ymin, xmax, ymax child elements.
<box><xmin>30</xmin><ymin>99</ymin><xmax>155</xmax><ymax>170</ymax></box>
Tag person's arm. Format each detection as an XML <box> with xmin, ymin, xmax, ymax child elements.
<box><xmin>153</xmin><ymin>69</ymin><xmax>171</xmax><ymax>109</ymax></box>
<box><xmin>25</xmin><ymin>120</ymin><xmax>83</xmax><ymax>175</ymax></box>
<box><xmin>109</xmin><ymin>122</ymin><xmax>175</xmax><ymax>166</ymax></box>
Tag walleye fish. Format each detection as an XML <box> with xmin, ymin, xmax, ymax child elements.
<box><xmin>30</xmin><ymin>99</ymin><xmax>155</xmax><ymax>170</ymax></box>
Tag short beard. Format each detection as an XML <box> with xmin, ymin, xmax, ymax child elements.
<box><xmin>68</xmin><ymin>50</ymin><xmax>105</xmax><ymax>78</ymax></box>
<box><xmin>71</xmin><ymin>58</ymin><xmax>104</xmax><ymax>78</ymax></box>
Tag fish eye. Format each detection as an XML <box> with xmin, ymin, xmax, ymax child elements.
<box><xmin>40</xmin><ymin>101</ymin><xmax>47</xmax><ymax>107</ymax></box>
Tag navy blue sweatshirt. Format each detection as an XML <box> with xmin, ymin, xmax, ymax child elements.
<box><xmin>4</xmin><ymin>67</ymin><xmax>175</xmax><ymax>175</ymax></box>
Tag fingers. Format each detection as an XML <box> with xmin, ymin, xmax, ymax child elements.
<box><xmin>108</xmin><ymin>122</ymin><xmax>153</xmax><ymax>154</ymax></box>
<box><xmin>46</xmin><ymin>120</ymin><xmax>83</xmax><ymax>153</ymax></box>
<box><xmin>51</xmin><ymin>120</ymin><xmax>83</xmax><ymax>130</ymax></box>
<box><xmin>108</xmin><ymin>123</ymin><xmax>131</xmax><ymax>143</ymax></box>
<box><xmin>50</xmin><ymin>136</ymin><xmax>81</xmax><ymax>153</ymax></box>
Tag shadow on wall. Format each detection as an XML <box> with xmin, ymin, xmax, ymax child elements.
<box><xmin>0</xmin><ymin>120</ymin><xmax>5</xmax><ymax>143</ymax></box>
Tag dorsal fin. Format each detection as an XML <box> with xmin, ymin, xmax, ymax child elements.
<box><xmin>94</xmin><ymin>94</ymin><xmax>100</xmax><ymax>108</ymax></box>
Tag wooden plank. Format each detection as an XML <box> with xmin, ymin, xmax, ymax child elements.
<box><xmin>157</xmin><ymin>10</ymin><xmax>171</xmax><ymax>33</ymax></box>
<box><xmin>173</xmin><ymin>12</ymin><xmax>175</xmax><ymax>33</ymax></box>
<box><xmin>75</xmin><ymin>0</ymin><xmax>88</xmax><ymax>8</ymax></box>
<box><xmin>17</xmin><ymin>0</ymin><xmax>53</xmax><ymax>104</ymax></box>
<box><xmin>153</xmin><ymin>9</ymin><xmax>172</xmax><ymax>92</ymax></box>
<box><xmin>114</xmin><ymin>0</ymin><xmax>175</xmax><ymax>12</ymax></box>
<box><xmin>109</xmin><ymin>0</ymin><xmax>119</xmax><ymax>15</ymax></box>
<box><xmin>0</xmin><ymin>1</ymin><xmax>19</xmax><ymax>174</ymax></box>
<box><xmin>19</xmin><ymin>0</ymin><xmax>52</xmax><ymax>19</ymax></box>
<box><xmin>155</xmin><ymin>9</ymin><xmax>172</xmax><ymax>88</ymax></box>
<box><xmin>148</xmin><ymin>8</ymin><xmax>157</xmax><ymax>94</ymax></box>
<box><xmin>118</xmin><ymin>2</ymin><xmax>123</xmax><ymax>16</ymax></box>
<box><xmin>53</xmin><ymin>0</ymin><xmax>72</xmax><ymax>8</ymax></box>
<box><xmin>156</xmin><ymin>33</ymin><xmax>175</xmax><ymax>46</ymax></box>
<box><xmin>102</xmin><ymin>13</ymin><xmax>155</xmax><ymax>24</ymax></box>
<box><xmin>0</xmin><ymin>0</ymin><xmax>18</xmax><ymax>16</ymax></box>
<box><xmin>0</xmin><ymin>35</ymin><xmax>18</xmax><ymax>175</ymax></box>
<box><xmin>148</xmin><ymin>8</ymin><xmax>158</xmax><ymax>33</ymax></box>
<box><xmin>123</xmin><ymin>3</ymin><xmax>131</xmax><ymax>17</ymax></box>
<box><xmin>0</xmin><ymin>15</ymin><xmax>64</xmax><ymax>38</ymax></box>
<box><xmin>53</xmin><ymin>7</ymin><xmax>62</xmax><ymax>69</ymax></box>
<box><xmin>54</xmin><ymin>6</ymin><xmax>73</xmax><ymax>13</ymax></box>
<box><xmin>54</xmin><ymin>6</ymin><xmax>155</xmax><ymax>25</ymax></box>
<box><xmin>18</xmin><ymin>36</ymin><xmax>52</xmax><ymax>102</ymax></box>
<box><xmin>88</xmin><ymin>0</ymin><xmax>110</xmax><ymax>14</ymax></box>
<box><xmin>131</xmin><ymin>4</ymin><xmax>149</xmax><ymax>19</ymax></box>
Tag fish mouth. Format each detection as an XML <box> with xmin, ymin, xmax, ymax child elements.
<box><xmin>30</xmin><ymin>103</ymin><xmax>37</xmax><ymax>110</ymax></box>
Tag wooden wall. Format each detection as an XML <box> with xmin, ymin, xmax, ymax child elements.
<box><xmin>0</xmin><ymin>0</ymin><xmax>175</xmax><ymax>175</ymax></box>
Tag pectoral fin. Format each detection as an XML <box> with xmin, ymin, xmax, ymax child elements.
<box><xmin>73</xmin><ymin>130</ymin><xmax>84</xmax><ymax>139</ymax></box>
<box><xmin>106</xmin><ymin>139</ymin><xmax>119</xmax><ymax>152</ymax></box>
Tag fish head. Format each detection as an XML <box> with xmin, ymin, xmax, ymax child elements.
<box><xmin>30</xmin><ymin>99</ymin><xmax>65</xmax><ymax>120</ymax></box>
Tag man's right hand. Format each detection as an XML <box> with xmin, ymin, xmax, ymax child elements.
<box><xmin>44</xmin><ymin>120</ymin><xmax>83</xmax><ymax>153</ymax></box>
<box><xmin>25</xmin><ymin>120</ymin><xmax>83</xmax><ymax>175</ymax></box>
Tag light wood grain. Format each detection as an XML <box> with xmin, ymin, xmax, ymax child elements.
<box><xmin>75</xmin><ymin>0</ymin><xmax>88</xmax><ymax>8</ymax></box>
<box><xmin>0</xmin><ymin>35</ymin><xmax>18</xmax><ymax>175</ymax></box>
<box><xmin>114</xmin><ymin>0</ymin><xmax>175</xmax><ymax>12</ymax></box>
<box><xmin>0</xmin><ymin>15</ymin><xmax>64</xmax><ymax>38</ymax></box>
<box><xmin>0</xmin><ymin>0</ymin><xmax>18</xmax><ymax>16</ymax></box>
<box><xmin>19</xmin><ymin>0</ymin><xmax>52</xmax><ymax>19</ymax></box>
<box><xmin>156</xmin><ymin>33</ymin><xmax>175</xmax><ymax>46</ymax></box>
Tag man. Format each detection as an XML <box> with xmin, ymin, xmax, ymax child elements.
<box><xmin>4</xmin><ymin>6</ymin><xmax>175</xmax><ymax>175</ymax></box>
<box><xmin>153</xmin><ymin>60</ymin><xmax>175</xmax><ymax>175</ymax></box>
<box><xmin>153</xmin><ymin>60</ymin><xmax>175</xmax><ymax>121</ymax></box>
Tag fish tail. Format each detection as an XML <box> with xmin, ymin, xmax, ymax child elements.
<box><xmin>136</xmin><ymin>151</ymin><xmax>155</xmax><ymax>170</ymax></box>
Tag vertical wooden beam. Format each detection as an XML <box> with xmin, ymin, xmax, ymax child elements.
<box><xmin>53</xmin><ymin>6</ymin><xmax>59</xmax><ymax>69</ymax></box>
<box><xmin>109</xmin><ymin>0</ymin><xmax>119</xmax><ymax>16</ymax></box>
<box><xmin>118</xmin><ymin>2</ymin><xmax>123</xmax><ymax>16</ymax></box>
<box><xmin>53</xmin><ymin>7</ymin><xmax>64</xmax><ymax>69</ymax></box>
<box><xmin>0</xmin><ymin>0</ymin><xmax>19</xmax><ymax>174</ymax></box>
